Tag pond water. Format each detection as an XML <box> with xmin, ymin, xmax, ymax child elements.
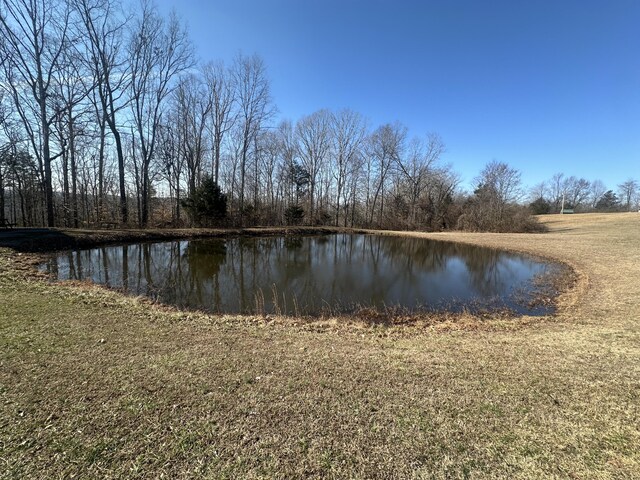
<box><xmin>40</xmin><ymin>234</ymin><xmax>558</xmax><ymax>316</ymax></box>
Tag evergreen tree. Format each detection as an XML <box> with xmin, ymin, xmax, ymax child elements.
<box><xmin>181</xmin><ymin>175</ymin><xmax>228</xmax><ymax>226</ymax></box>
<box><xmin>595</xmin><ymin>190</ymin><xmax>620</xmax><ymax>212</ymax></box>
<box><xmin>529</xmin><ymin>196</ymin><xmax>551</xmax><ymax>215</ymax></box>
<box><xmin>284</xmin><ymin>204</ymin><xmax>305</xmax><ymax>225</ymax></box>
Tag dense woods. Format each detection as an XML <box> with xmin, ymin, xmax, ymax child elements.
<box><xmin>1</xmin><ymin>0</ymin><xmax>638</xmax><ymax>232</ymax></box>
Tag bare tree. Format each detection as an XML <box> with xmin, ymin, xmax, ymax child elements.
<box><xmin>295</xmin><ymin>109</ymin><xmax>331</xmax><ymax>224</ymax></box>
<box><xmin>203</xmin><ymin>61</ymin><xmax>235</xmax><ymax>188</ymax></box>
<box><xmin>479</xmin><ymin>160</ymin><xmax>523</xmax><ymax>204</ymax></box>
<box><xmin>275</xmin><ymin>119</ymin><xmax>298</xmax><ymax>207</ymax></box>
<box><xmin>230</xmin><ymin>53</ymin><xmax>273</xmax><ymax>225</ymax></box>
<box><xmin>0</xmin><ymin>91</ymin><xmax>13</xmax><ymax>224</ymax></box>
<box><xmin>330</xmin><ymin>109</ymin><xmax>365</xmax><ymax>226</ymax></box>
<box><xmin>528</xmin><ymin>181</ymin><xmax>547</xmax><ymax>203</ymax></box>
<box><xmin>156</xmin><ymin>118</ymin><xmax>183</xmax><ymax>222</ymax></box>
<box><xmin>395</xmin><ymin>132</ymin><xmax>445</xmax><ymax>227</ymax></box>
<box><xmin>424</xmin><ymin>165</ymin><xmax>459</xmax><ymax>230</ymax></box>
<box><xmin>548</xmin><ymin>172</ymin><xmax>565</xmax><ymax>212</ymax></box>
<box><xmin>128</xmin><ymin>1</ymin><xmax>194</xmax><ymax>226</ymax></box>
<box><xmin>74</xmin><ymin>0</ymin><xmax>130</xmax><ymax>223</ymax></box>
<box><xmin>51</xmin><ymin>31</ymin><xmax>94</xmax><ymax>227</ymax></box>
<box><xmin>562</xmin><ymin>176</ymin><xmax>590</xmax><ymax>210</ymax></box>
<box><xmin>0</xmin><ymin>0</ymin><xmax>70</xmax><ymax>226</ymax></box>
<box><xmin>252</xmin><ymin>128</ymin><xmax>282</xmax><ymax>222</ymax></box>
<box><xmin>343</xmin><ymin>151</ymin><xmax>364</xmax><ymax>227</ymax></box>
<box><xmin>465</xmin><ymin>160</ymin><xmax>523</xmax><ymax>230</ymax></box>
<box><xmin>173</xmin><ymin>73</ymin><xmax>212</xmax><ymax>196</ymax></box>
<box><xmin>589</xmin><ymin>179</ymin><xmax>607</xmax><ymax>209</ymax></box>
<box><xmin>455</xmin><ymin>162</ymin><xmax>524</xmax><ymax>231</ymax></box>
<box><xmin>366</xmin><ymin>122</ymin><xmax>406</xmax><ymax>225</ymax></box>
<box><xmin>618</xmin><ymin>178</ymin><xmax>639</xmax><ymax>211</ymax></box>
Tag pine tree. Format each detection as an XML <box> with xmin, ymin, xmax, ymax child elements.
<box><xmin>181</xmin><ymin>175</ymin><xmax>227</xmax><ymax>226</ymax></box>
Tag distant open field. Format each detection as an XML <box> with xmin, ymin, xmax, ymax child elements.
<box><xmin>1</xmin><ymin>213</ymin><xmax>639</xmax><ymax>479</ymax></box>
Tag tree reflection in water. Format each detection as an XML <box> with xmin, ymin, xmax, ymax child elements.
<box><xmin>42</xmin><ymin>234</ymin><xmax>554</xmax><ymax>315</ymax></box>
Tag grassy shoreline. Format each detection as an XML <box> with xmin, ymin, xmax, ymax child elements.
<box><xmin>2</xmin><ymin>224</ymin><xmax>575</xmax><ymax>329</ymax></box>
<box><xmin>1</xmin><ymin>213</ymin><xmax>639</xmax><ymax>478</ymax></box>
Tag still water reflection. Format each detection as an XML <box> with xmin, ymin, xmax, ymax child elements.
<box><xmin>41</xmin><ymin>234</ymin><xmax>555</xmax><ymax>315</ymax></box>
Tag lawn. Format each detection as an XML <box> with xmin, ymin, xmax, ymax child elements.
<box><xmin>1</xmin><ymin>213</ymin><xmax>639</xmax><ymax>479</ymax></box>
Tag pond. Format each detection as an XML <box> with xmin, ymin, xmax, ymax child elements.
<box><xmin>40</xmin><ymin>234</ymin><xmax>560</xmax><ymax>316</ymax></box>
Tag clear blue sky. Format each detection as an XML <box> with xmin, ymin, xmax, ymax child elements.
<box><xmin>154</xmin><ymin>0</ymin><xmax>639</xmax><ymax>191</ymax></box>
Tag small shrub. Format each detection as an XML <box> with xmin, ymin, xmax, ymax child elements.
<box><xmin>457</xmin><ymin>204</ymin><xmax>547</xmax><ymax>233</ymax></box>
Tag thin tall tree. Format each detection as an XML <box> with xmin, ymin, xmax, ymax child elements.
<box><xmin>0</xmin><ymin>0</ymin><xmax>70</xmax><ymax>226</ymax></box>
<box><xmin>128</xmin><ymin>1</ymin><xmax>194</xmax><ymax>226</ymax></box>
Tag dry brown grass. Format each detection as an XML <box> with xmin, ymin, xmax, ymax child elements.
<box><xmin>1</xmin><ymin>213</ymin><xmax>639</xmax><ymax>479</ymax></box>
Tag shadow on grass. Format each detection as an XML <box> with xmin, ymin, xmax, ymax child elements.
<box><xmin>0</xmin><ymin>228</ymin><xmax>78</xmax><ymax>252</ymax></box>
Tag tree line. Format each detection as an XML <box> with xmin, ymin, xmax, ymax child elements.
<box><xmin>528</xmin><ymin>174</ymin><xmax>639</xmax><ymax>214</ymax></box>
<box><xmin>1</xmin><ymin>0</ymin><xmax>637</xmax><ymax>232</ymax></box>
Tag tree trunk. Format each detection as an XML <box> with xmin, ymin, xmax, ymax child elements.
<box><xmin>239</xmin><ymin>145</ymin><xmax>247</xmax><ymax>226</ymax></box>
<box><xmin>68</xmin><ymin>109</ymin><xmax>78</xmax><ymax>228</ymax></box>
<box><xmin>0</xmin><ymin>170</ymin><xmax>4</xmax><ymax>224</ymax></box>
<box><xmin>62</xmin><ymin>146</ymin><xmax>69</xmax><ymax>226</ymax></box>
<box><xmin>176</xmin><ymin>183</ymin><xmax>181</xmax><ymax>222</ymax></box>
<box><xmin>97</xmin><ymin>113</ymin><xmax>106</xmax><ymax>219</ymax></box>
<box><xmin>112</xmin><ymin>128</ymin><xmax>128</xmax><ymax>224</ymax></box>
<box><xmin>141</xmin><ymin>163</ymin><xmax>149</xmax><ymax>227</ymax></box>
<box><xmin>39</xmin><ymin>95</ymin><xmax>55</xmax><ymax>227</ymax></box>
<box><xmin>214</xmin><ymin>137</ymin><xmax>221</xmax><ymax>187</ymax></box>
